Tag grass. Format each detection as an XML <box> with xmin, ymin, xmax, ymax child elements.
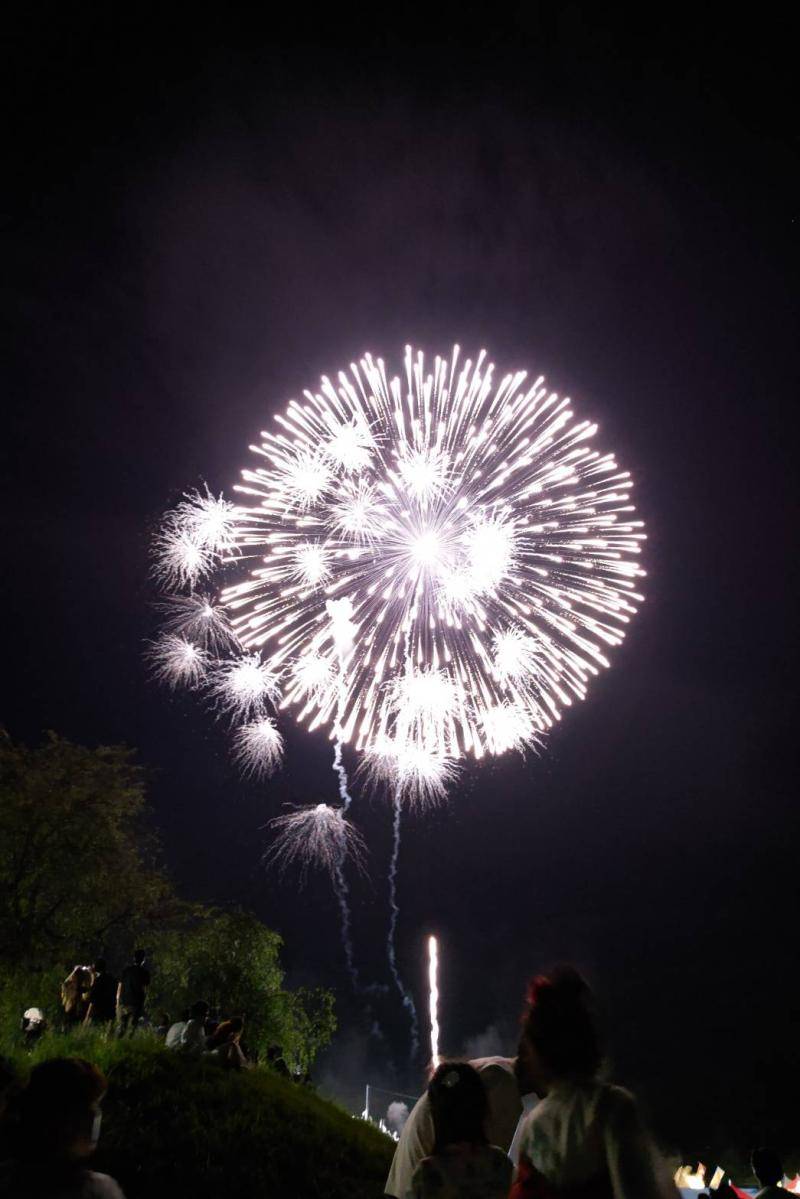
<box><xmin>5</xmin><ymin>1032</ymin><xmax>394</xmax><ymax>1199</ymax></box>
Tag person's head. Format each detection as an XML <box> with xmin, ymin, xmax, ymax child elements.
<box><xmin>18</xmin><ymin>1058</ymin><xmax>107</xmax><ymax>1162</ymax></box>
<box><xmin>427</xmin><ymin>1062</ymin><xmax>488</xmax><ymax>1152</ymax></box>
<box><xmin>752</xmin><ymin>1148</ymin><xmax>782</xmax><ymax>1187</ymax></box>
<box><xmin>515</xmin><ymin>965</ymin><xmax>602</xmax><ymax>1096</ymax></box>
<box><xmin>209</xmin><ymin>1017</ymin><xmax>244</xmax><ymax>1047</ymax></box>
<box><xmin>189</xmin><ymin>1000</ymin><xmax>209</xmax><ymax>1022</ymax></box>
<box><xmin>93</xmin><ymin>958</ymin><xmax>107</xmax><ymax>974</ymax></box>
<box><xmin>133</xmin><ymin>948</ymin><xmax>146</xmax><ymax>965</ymax></box>
<box><xmin>158</xmin><ymin>1011</ymin><xmax>169</xmax><ymax>1027</ymax></box>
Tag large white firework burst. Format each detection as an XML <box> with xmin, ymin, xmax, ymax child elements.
<box><xmin>152</xmin><ymin>346</ymin><xmax>646</xmax><ymax>806</ymax></box>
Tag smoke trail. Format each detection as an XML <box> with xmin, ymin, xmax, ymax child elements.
<box><xmin>333</xmin><ymin>857</ymin><xmax>359</xmax><ymax>989</ymax></box>
<box><xmin>332</xmin><ymin>733</ymin><xmax>352</xmax><ymax>811</ymax></box>
<box><xmin>387</xmin><ymin>791</ymin><xmax>419</xmax><ymax>1059</ymax></box>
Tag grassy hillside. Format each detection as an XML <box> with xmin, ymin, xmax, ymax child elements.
<box><xmin>5</xmin><ymin>1034</ymin><xmax>394</xmax><ymax>1199</ymax></box>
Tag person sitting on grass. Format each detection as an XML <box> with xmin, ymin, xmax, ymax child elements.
<box><xmin>409</xmin><ymin>1061</ymin><xmax>513</xmax><ymax>1199</ymax></box>
<box><xmin>180</xmin><ymin>1001</ymin><xmax>209</xmax><ymax>1051</ymax></box>
<box><xmin>205</xmin><ymin>1017</ymin><xmax>249</xmax><ymax>1070</ymax></box>
<box><xmin>165</xmin><ymin>1008</ymin><xmax>190</xmax><ymax>1049</ymax></box>
<box><xmin>0</xmin><ymin>1057</ymin><xmax>125</xmax><ymax>1198</ymax></box>
<box><xmin>751</xmin><ymin>1148</ymin><xmax>785</xmax><ymax>1199</ymax></box>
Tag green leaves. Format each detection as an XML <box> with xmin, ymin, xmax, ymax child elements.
<box><xmin>0</xmin><ymin>732</ymin><xmax>171</xmax><ymax>968</ymax></box>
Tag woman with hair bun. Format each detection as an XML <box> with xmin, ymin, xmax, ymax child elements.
<box><xmin>510</xmin><ymin>966</ymin><xmax>676</xmax><ymax>1199</ymax></box>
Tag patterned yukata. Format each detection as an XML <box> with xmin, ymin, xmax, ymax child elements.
<box><xmin>510</xmin><ymin>1078</ymin><xmax>677</xmax><ymax>1199</ymax></box>
<box><xmin>409</xmin><ymin>1143</ymin><xmax>513</xmax><ymax>1199</ymax></box>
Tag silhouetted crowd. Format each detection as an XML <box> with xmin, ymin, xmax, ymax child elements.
<box><xmin>1</xmin><ymin>964</ymin><xmax>791</xmax><ymax>1199</ymax></box>
<box><xmin>23</xmin><ymin>947</ymin><xmax>296</xmax><ymax>1077</ymax></box>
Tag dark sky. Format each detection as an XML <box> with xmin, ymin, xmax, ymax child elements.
<box><xmin>3</xmin><ymin>4</ymin><xmax>798</xmax><ymax>1160</ymax></box>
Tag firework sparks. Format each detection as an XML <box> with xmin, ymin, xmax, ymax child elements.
<box><xmin>363</xmin><ymin>737</ymin><xmax>458</xmax><ymax>807</ymax></box>
<box><xmin>151</xmin><ymin>346</ymin><xmax>646</xmax><ymax>853</ymax></box>
<box><xmin>233</xmin><ymin>717</ymin><xmax>284</xmax><ymax>778</ymax></box>
<box><xmin>209</xmin><ymin>653</ymin><xmax>281</xmax><ymax>722</ymax></box>
<box><xmin>428</xmin><ymin>935</ymin><xmax>440</xmax><ymax>1070</ymax></box>
<box><xmin>153</xmin><ymin>487</ymin><xmax>241</xmax><ymax>589</ymax></box>
<box><xmin>169</xmin><ymin>487</ymin><xmax>240</xmax><ymax>554</ymax></box>
<box><xmin>156</xmin><ymin>593</ymin><xmax>236</xmax><ymax>653</ymax></box>
<box><xmin>263</xmin><ymin>803</ymin><xmax>366</xmax><ymax>882</ymax></box>
<box><xmin>223</xmin><ymin>347</ymin><xmax>645</xmax><ymax>770</ymax></box>
<box><xmin>152</xmin><ymin>527</ymin><xmax>214</xmax><ymax>590</ymax></box>
<box><xmin>147</xmin><ymin>633</ymin><xmax>209</xmax><ymax>690</ymax></box>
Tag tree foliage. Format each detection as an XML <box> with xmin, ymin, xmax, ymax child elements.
<box><xmin>0</xmin><ymin>732</ymin><xmax>337</xmax><ymax>1072</ymax></box>
<box><xmin>0</xmin><ymin>731</ymin><xmax>174</xmax><ymax>968</ymax></box>
<box><xmin>150</xmin><ymin>910</ymin><xmax>337</xmax><ymax>1066</ymax></box>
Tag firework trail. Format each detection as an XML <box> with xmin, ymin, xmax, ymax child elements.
<box><xmin>333</xmin><ymin>859</ymin><xmax>358</xmax><ymax>989</ymax></box>
<box><xmin>428</xmin><ymin>935</ymin><xmax>440</xmax><ymax>1070</ymax></box>
<box><xmin>386</xmin><ymin>792</ymin><xmax>419</xmax><ymax>1058</ymax></box>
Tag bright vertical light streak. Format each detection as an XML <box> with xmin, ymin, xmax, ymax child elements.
<box><xmin>428</xmin><ymin>934</ymin><xmax>440</xmax><ymax>1070</ymax></box>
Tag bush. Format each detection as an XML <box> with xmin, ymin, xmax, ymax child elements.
<box><xmin>4</xmin><ymin>1033</ymin><xmax>394</xmax><ymax>1199</ymax></box>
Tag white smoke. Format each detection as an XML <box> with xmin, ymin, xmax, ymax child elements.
<box><xmin>386</xmin><ymin>1100</ymin><xmax>409</xmax><ymax>1135</ymax></box>
<box><xmin>463</xmin><ymin>1023</ymin><xmax>505</xmax><ymax>1059</ymax></box>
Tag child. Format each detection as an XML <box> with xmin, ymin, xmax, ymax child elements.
<box><xmin>409</xmin><ymin>1061</ymin><xmax>512</xmax><ymax>1199</ymax></box>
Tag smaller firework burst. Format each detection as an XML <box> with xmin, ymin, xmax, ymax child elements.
<box><xmin>156</xmin><ymin>593</ymin><xmax>237</xmax><ymax>653</ymax></box>
<box><xmin>363</xmin><ymin>736</ymin><xmax>458</xmax><ymax>807</ymax></box>
<box><xmin>209</xmin><ymin>653</ymin><xmax>281</xmax><ymax>722</ymax></box>
<box><xmin>152</xmin><ymin>487</ymin><xmax>241</xmax><ymax>590</ymax></box>
<box><xmin>147</xmin><ymin>634</ymin><xmax>209</xmax><ymax>690</ymax></box>
<box><xmin>263</xmin><ymin>803</ymin><xmax>367</xmax><ymax>882</ymax></box>
<box><xmin>480</xmin><ymin>702</ymin><xmax>540</xmax><ymax>756</ymax></box>
<box><xmin>233</xmin><ymin>718</ymin><xmax>284</xmax><ymax>778</ymax></box>
<box><xmin>151</xmin><ymin>527</ymin><xmax>215</xmax><ymax>590</ymax></box>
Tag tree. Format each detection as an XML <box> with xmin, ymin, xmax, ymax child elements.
<box><xmin>277</xmin><ymin>986</ymin><xmax>337</xmax><ymax>1074</ymax></box>
<box><xmin>0</xmin><ymin>732</ymin><xmax>337</xmax><ymax>1072</ymax></box>
<box><xmin>151</xmin><ymin>909</ymin><xmax>284</xmax><ymax>1024</ymax></box>
<box><xmin>150</xmin><ymin>909</ymin><xmax>337</xmax><ymax>1067</ymax></box>
<box><xmin>0</xmin><ymin>731</ymin><xmax>175</xmax><ymax>969</ymax></box>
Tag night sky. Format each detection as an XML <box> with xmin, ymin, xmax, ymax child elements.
<box><xmin>3</xmin><ymin>5</ymin><xmax>798</xmax><ymax>1160</ymax></box>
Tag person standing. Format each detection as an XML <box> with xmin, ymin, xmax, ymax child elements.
<box><xmin>385</xmin><ymin>1053</ymin><xmax>532</xmax><ymax>1198</ymax></box>
<box><xmin>510</xmin><ymin>965</ymin><xmax>676</xmax><ymax>1199</ymax></box>
<box><xmin>61</xmin><ymin>965</ymin><xmax>93</xmax><ymax>1028</ymax></box>
<box><xmin>84</xmin><ymin>960</ymin><xmax>118</xmax><ymax>1031</ymax></box>
<box><xmin>751</xmin><ymin>1148</ymin><xmax>785</xmax><ymax>1199</ymax></box>
<box><xmin>409</xmin><ymin>1062</ymin><xmax>513</xmax><ymax>1198</ymax></box>
<box><xmin>116</xmin><ymin>950</ymin><xmax>150</xmax><ymax>1036</ymax></box>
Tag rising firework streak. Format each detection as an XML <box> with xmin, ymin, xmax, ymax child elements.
<box><xmin>428</xmin><ymin>935</ymin><xmax>440</xmax><ymax>1070</ymax></box>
